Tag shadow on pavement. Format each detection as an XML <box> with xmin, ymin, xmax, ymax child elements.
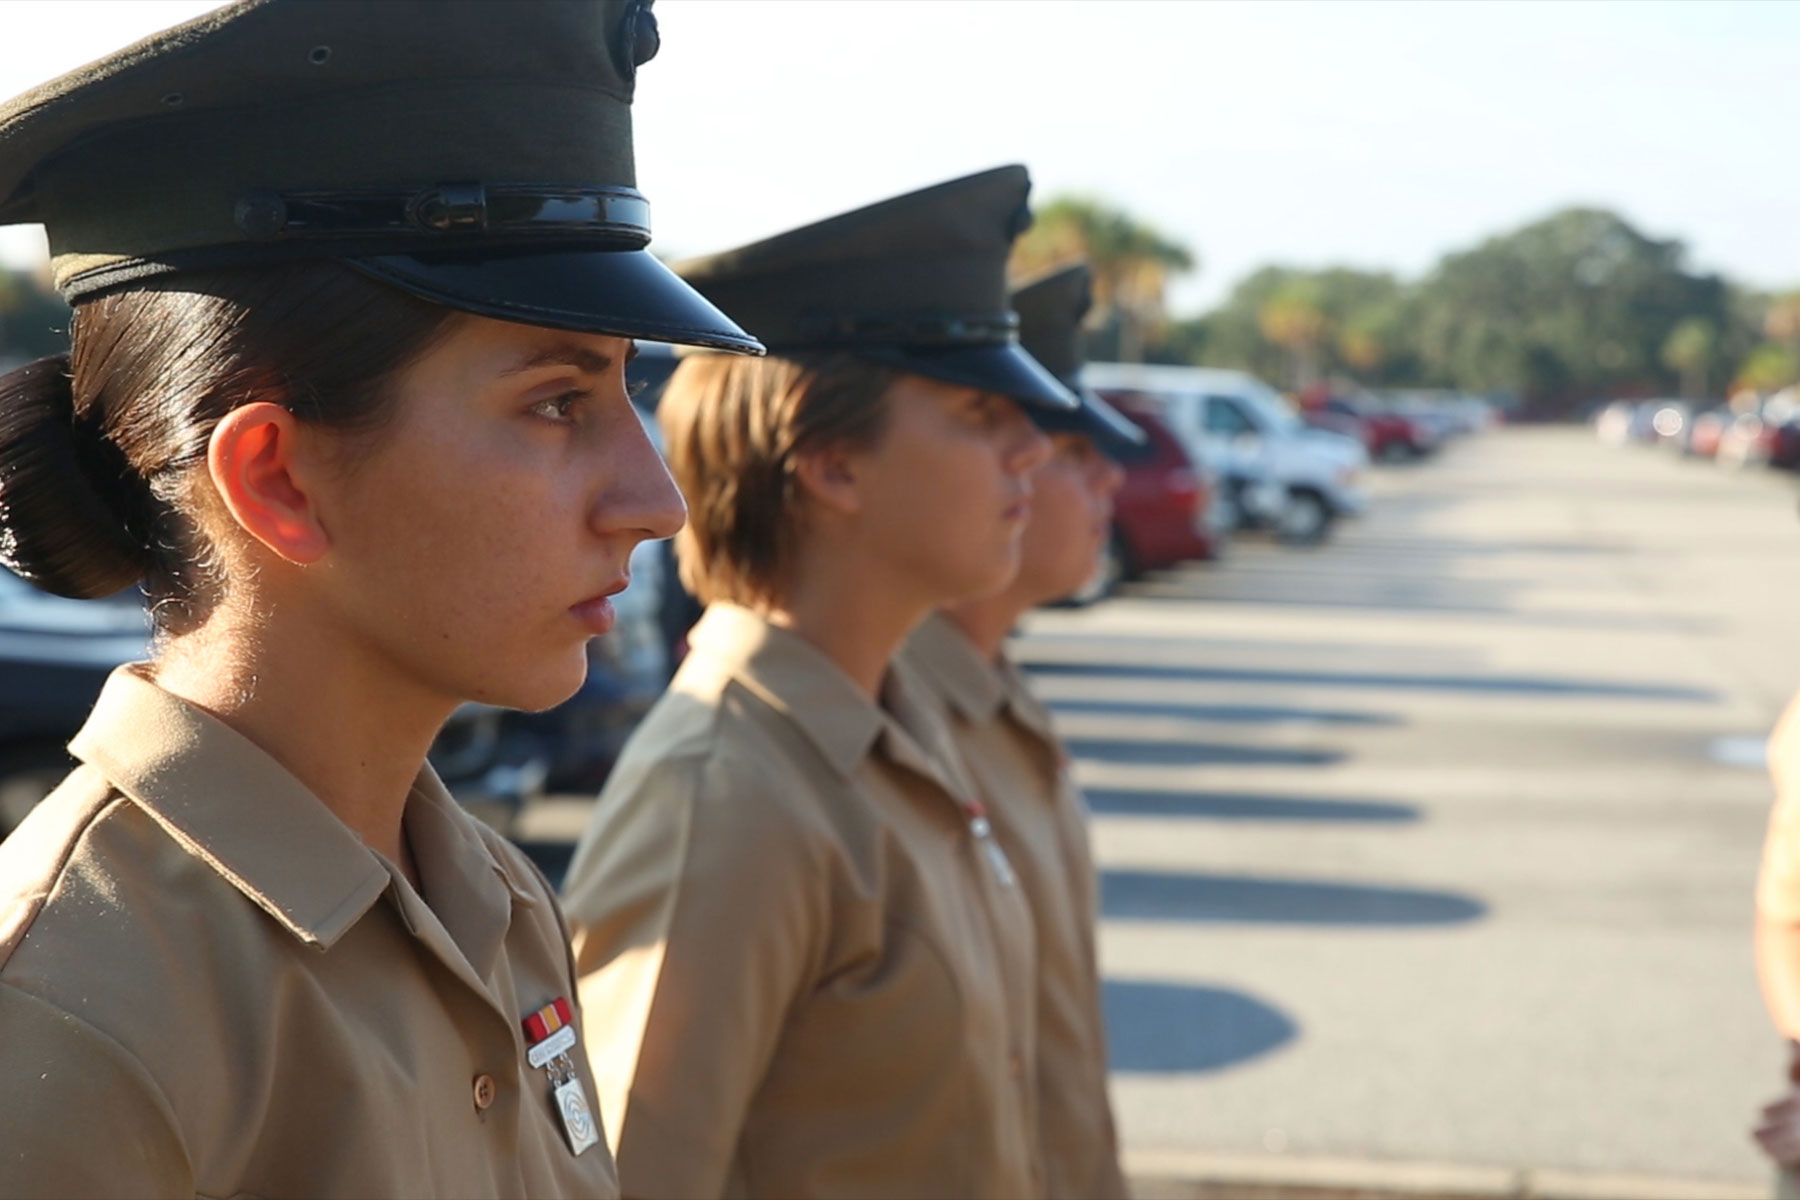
<box><xmin>1027</xmin><ymin>660</ymin><xmax>1715</xmax><ymax>702</ymax></box>
<box><xmin>1064</xmin><ymin>738</ymin><xmax>1345</xmax><ymax>767</ymax></box>
<box><xmin>1103</xmin><ymin>979</ymin><xmax>1297</xmax><ymax>1074</ymax></box>
<box><xmin>1102</xmin><ymin>869</ymin><xmax>1487</xmax><ymax>926</ymax></box>
<box><xmin>1086</xmin><ymin>788</ymin><xmax>1418</xmax><ymax>823</ymax></box>
<box><xmin>1046</xmin><ymin>698</ymin><xmax>1401</xmax><ymax>727</ymax></box>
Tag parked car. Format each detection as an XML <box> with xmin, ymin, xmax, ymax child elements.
<box><xmin>1084</xmin><ymin>363</ymin><xmax>1367</xmax><ymax>546</ymax></box>
<box><xmin>1297</xmin><ymin>383</ymin><xmax>1437</xmax><ymax>461</ymax></box>
<box><xmin>1596</xmin><ymin>400</ymin><xmax>1659</xmax><ymax>446</ymax></box>
<box><xmin>1677</xmin><ymin>405</ymin><xmax>1729</xmax><ymax>459</ymax></box>
<box><xmin>1716</xmin><ymin>394</ymin><xmax>1800</xmax><ymax>470</ymax></box>
<box><xmin>1071</xmin><ymin>392</ymin><xmax>1222</xmax><ymax>602</ymax></box>
<box><xmin>1304</xmin><ymin>393</ymin><xmax>1436</xmax><ymax>461</ymax></box>
<box><xmin>0</xmin><ymin>572</ymin><xmax>148</xmax><ymax>836</ymax></box>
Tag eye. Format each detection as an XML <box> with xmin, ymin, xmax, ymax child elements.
<box><xmin>529</xmin><ymin>389</ymin><xmax>588</xmax><ymax>423</ymax></box>
<box><xmin>967</xmin><ymin>394</ymin><xmax>1006</xmax><ymax>426</ymax></box>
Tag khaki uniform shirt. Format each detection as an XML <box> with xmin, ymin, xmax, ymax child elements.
<box><xmin>562</xmin><ymin>603</ymin><xmax>1039</xmax><ymax>1199</ymax></box>
<box><xmin>0</xmin><ymin>667</ymin><xmax>617</xmax><ymax>1200</ymax></box>
<box><xmin>899</xmin><ymin>614</ymin><xmax>1127</xmax><ymax>1200</ymax></box>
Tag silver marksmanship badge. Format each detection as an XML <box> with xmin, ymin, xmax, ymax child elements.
<box><xmin>522</xmin><ymin>997</ymin><xmax>598</xmax><ymax>1156</ymax></box>
<box><xmin>969</xmin><ymin>814</ymin><xmax>1017</xmax><ymax>888</ymax></box>
<box><xmin>554</xmin><ymin>1075</ymin><xmax>601</xmax><ymax>1156</ymax></box>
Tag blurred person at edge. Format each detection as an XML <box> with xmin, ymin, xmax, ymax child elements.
<box><xmin>0</xmin><ymin>1</ymin><xmax>761</xmax><ymax>1195</ymax></box>
<box><xmin>897</xmin><ymin>262</ymin><xmax>1144</xmax><ymax>1200</ymax></box>
<box><xmin>1754</xmin><ymin>698</ymin><xmax>1800</xmax><ymax>1195</ymax></box>
<box><xmin>559</xmin><ymin>167</ymin><xmax>1079</xmax><ymax>1199</ymax></box>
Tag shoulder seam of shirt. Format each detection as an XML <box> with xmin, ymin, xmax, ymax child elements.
<box><xmin>0</xmin><ymin>777</ymin><xmax>123</xmax><ymax>970</ymax></box>
<box><xmin>0</xmin><ymin>979</ymin><xmax>193</xmax><ymax>1174</ymax></box>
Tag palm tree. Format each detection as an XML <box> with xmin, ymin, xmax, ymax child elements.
<box><xmin>1012</xmin><ymin>197</ymin><xmax>1196</xmax><ymax>363</ymax></box>
<box><xmin>1257</xmin><ymin>280</ymin><xmax>1329</xmax><ymax>389</ymax></box>
<box><xmin>1660</xmin><ymin>318</ymin><xmax>1716</xmax><ymax>398</ymax></box>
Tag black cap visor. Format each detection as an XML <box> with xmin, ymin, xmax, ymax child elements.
<box><xmin>1030</xmin><ymin>385</ymin><xmax>1152</xmax><ymax>461</ymax></box>
<box><xmin>854</xmin><ymin>341</ymin><xmax>1078</xmax><ymax>411</ymax></box>
<box><xmin>347</xmin><ymin>246</ymin><xmax>764</xmax><ymax>354</ymax></box>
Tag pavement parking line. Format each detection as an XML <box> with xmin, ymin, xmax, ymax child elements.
<box><xmin>1124</xmin><ymin>1147</ymin><xmax>1768</xmax><ymax>1200</ymax></box>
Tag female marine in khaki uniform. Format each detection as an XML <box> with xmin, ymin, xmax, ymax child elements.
<box><xmin>898</xmin><ymin>264</ymin><xmax>1145</xmax><ymax>1200</ymax></box>
<box><xmin>0</xmin><ymin>2</ymin><xmax>758</xmax><ymax>1196</ymax></box>
<box><xmin>560</xmin><ymin>167</ymin><xmax>1079</xmax><ymax>1199</ymax></box>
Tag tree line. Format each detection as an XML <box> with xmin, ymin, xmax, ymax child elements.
<box><xmin>1011</xmin><ymin>199</ymin><xmax>1796</xmax><ymax>419</ymax></box>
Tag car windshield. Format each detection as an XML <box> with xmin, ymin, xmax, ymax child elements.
<box><xmin>1236</xmin><ymin>377</ymin><xmax>1304</xmax><ymax>435</ymax></box>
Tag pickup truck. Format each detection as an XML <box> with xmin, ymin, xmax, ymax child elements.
<box><xmin>1083</xmin><ymin>363</ymin><xmax>1368</xmax><ymax>545</ymax></box>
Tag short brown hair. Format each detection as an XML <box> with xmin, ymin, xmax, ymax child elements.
<box><xmin>657</xmin><ymin>352</ymin><xmax>897</xmax><ymax>608</ymax></box>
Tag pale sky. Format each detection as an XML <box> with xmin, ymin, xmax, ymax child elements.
<box><xmin>1</xmin><ymin>0</ymin><xmax>1794</xmax><ymax>312</ymax></box>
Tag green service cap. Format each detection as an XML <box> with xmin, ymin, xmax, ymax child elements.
<box><xmin>0</xmin><ymin>0</ymin><xmax>760</xmax><ymax>353</ymax></box>
<box><xmin>674</xmin><ymin>166</ymin><xmax>1076</xmax><ymax>410</ymax></box>
<box><xmin>1012</xmin><ymin>262</ymin><xmax>1149</xmax><ymax>458</ymax></box>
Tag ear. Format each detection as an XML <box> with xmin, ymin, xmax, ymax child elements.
<box><xmin>790</xmin><ymin>441</ymin><xmax>864</xmax><ymax>519</ymax></box>
<box><xmin>206</xmin><ymin>402</ymin><xmax>331</xmax><ymax>564</ymax></box>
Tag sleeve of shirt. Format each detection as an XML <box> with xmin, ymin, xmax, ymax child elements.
<box><xmin>562</xmin><ymin>749</ymin><xmax>826</xmax><ymax>1200</ymax></box>
<box><xmin>0</xmin><ymin>984</ymin><xmax>192</xmax><ymax>1198</ymax></box>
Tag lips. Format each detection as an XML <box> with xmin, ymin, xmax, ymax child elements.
<box><xmin>570</xmin><ymin>577</ymin><xmax>629</xmax><ymax>635</ymax></box>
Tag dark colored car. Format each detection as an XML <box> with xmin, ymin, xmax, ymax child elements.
<box><xmin>0</xmin><ymin>572</ymin><xmax>148</xmax><ymax>836</ymax></box>
<box><xmin>1078</xmin><ymin>390</ymin><xmax>1221</xmax><ymax>599</ymax></box>
<box><xmin>1768</xmin><ymin>419</ymin><xmax>1800</xmax><ymax>471</ymax></box>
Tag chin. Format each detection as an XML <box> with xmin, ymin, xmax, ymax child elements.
<box><xmin>952</xmin><ymin>559</ymin><xmax>1021</xmax><ymax>606</ymax></box>
<box><xmin>459</xmin><ymin>647</ymin><xmax>590</xmax><ymax>714</ymax></box>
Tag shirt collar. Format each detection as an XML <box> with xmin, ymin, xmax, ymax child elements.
<box><xmin>903</xmin><ymin>612</ymin><xmax>1007</xmax><ymax>725</ymax></box>
<box><xmin>684</xmin><ymin>603</ymin><xmax>883</xmax><ymax>779</ymax></box>
<box><xmin>401</xmin><ymin>763</ymin><xmax>535</xmax><ymax>983</ymax></box>
<box><xmin>993</xmin><ymin>649</ymin><xmax>1060</xmax><ymax>746</ymax></box>
<box><xmin>68</xmin><ymin>666</ymin><xmax>521</xmax><ymax>959</ymax></box>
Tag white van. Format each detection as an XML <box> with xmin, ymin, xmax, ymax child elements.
<box><xmin>1084</xmin><ymin>362</ymin><xmax>1368</xmax><ymax>544</ymax></box>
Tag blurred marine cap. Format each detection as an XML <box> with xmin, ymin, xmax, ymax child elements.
<box><xmin>0</xmin><ymin>0</ymin><xmax>760</xmax><ymax>353</ymax></box>
<box><xmin>673</xmin><ymin>166</ymin><xmax>1076</xmax><ymax>410</ymax></box>
<box><xmin>1012</xmin><ymin>262</ymin><xmax>1149</xmax><ymax>459</ymax></box>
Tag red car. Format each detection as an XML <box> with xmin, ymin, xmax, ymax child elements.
<box><xmin>1300</xmin><ymin>387</ymin><xmax>1434</xmax><ymax>461</ymax></box>
<box><xmin>1078</xmin><ymin>390</ymin><xmax>1221</xmax><ymax>598</ymax></box>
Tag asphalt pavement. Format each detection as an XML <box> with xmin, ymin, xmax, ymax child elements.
<box><xmin>1019</xmin><ymin>426</ymin><xmax>1800</xmax><ymax>1196</ymax></box>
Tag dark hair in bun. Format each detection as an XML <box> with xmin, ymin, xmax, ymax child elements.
<box><xmin>0</xmin><ymin>355</ymin><xmax>156</xmax><ymax>599</ymax></box>
<box><xmin>0</xmin><ymin>262</ymin><xmax>456</xmax><ymax>633</ymax></box>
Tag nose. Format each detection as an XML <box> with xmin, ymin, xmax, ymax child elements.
<box><xmin>593</xmin><ymin>405</ymin><xmax>688</xmax><ymax>544</ymax></box>
<box><xmin>1098</xmin><ymin>455</ymin><xmax>1126</xmax><ymax>498</ymax></box>
<box><xmin>1002</xmin><ymin>403</ymin><xmax>1052</xmax><ymax>476</ymax></box>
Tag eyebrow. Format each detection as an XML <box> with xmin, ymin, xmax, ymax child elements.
<box><xmin>498</xmin><ymin>342</ymin><xmax>628</xmax><ymax>378</ymax></box>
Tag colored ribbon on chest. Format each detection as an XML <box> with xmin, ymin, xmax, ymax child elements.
<box><xmin>522</xmin><ymin>998</ymin><xmax>599</xmax><ymax>1156</ymax></box>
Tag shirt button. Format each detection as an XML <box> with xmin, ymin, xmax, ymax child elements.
<box><xmin>472</xmin><ymin>1073</ymin><xmax>498</xmax><ymax>1112</ymax></box>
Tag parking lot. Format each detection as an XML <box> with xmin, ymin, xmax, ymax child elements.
<box><xmin>1023</xmin><ymin>425</ymin><xmax>1800</xmax><ymax>1193</ymax></box>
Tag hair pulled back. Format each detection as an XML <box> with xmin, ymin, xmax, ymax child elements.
<box><xmin>658</xmin><ymin>352</ymin><xmax>897</xmax><ymax>609</ymax></box>
<box><xmin>0</xmin><ymin>262</ymin><xmax>456</xmax><ymax>632</ymax></box>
